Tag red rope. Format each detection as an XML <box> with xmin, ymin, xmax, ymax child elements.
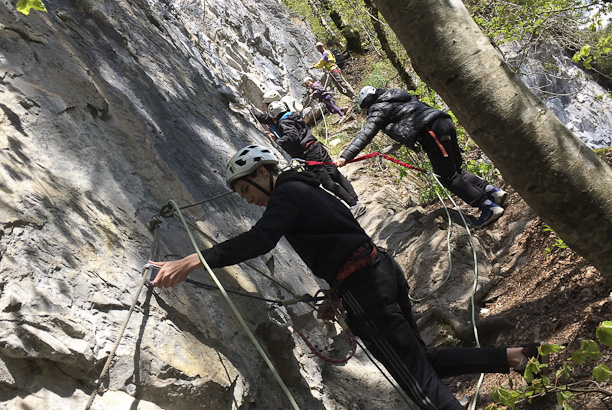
<box><xmin>294</xmin><ymin>326</ymin><xmax>357</xmax><ymax>365</ymax></box>
<box><xmin>304</xmin><ymin>151</ymin><xmax>427</xmax><ymax>174</ymax></box>
<box><xmin>294</xmin><ymin>291</ymin><xmax>357</xmax><ymax>365</ymax></box>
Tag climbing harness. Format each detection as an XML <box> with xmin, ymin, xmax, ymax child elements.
<box><xmin>426</xmin><ymin>126</ymin><xmax>449</xmax><ymax>158</ymax></box>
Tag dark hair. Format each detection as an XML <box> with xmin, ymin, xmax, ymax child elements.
<box><xmin>246</xmin><ymin>164</ymin><xmax>279</xmax><ymax>179</ymax></box>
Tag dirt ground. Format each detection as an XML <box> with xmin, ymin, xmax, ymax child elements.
<box><xmin>449</xmin><ymin>187</ymin><xmax>612</xmax><ymax>410</ymax></box>
<box><xmin>336</xmin><ymin>54</ymin><xmax>612</xmax><ymax>409</ymax></box>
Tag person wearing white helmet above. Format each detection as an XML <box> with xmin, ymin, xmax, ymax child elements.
<box><xmin>267</xmin><ymin>100</ymin><xmax>365</xmax><ymax>217</ymax></box>
<box><xmin>335</xmin><ymin>86</ymin><xmax>508</xmax><ymax>229</ymax></box>
<box><xmin>151</xmin><ymin>145</ymin><xmax>545</xmax><ymax>410</ymax></box>
<box><xmin>304</xmin><ymin>76</ymin><xmax>344</xmax><ymax>117</ymax></box>
<box><xmin>250</xmin><ymin>89</ymin><xmax>303</xmax><ymax>139</ymax></box>
<box><xmin>311</xmin><ymin>41</ymin><xmax>355</xmax><ymax>99</ymax></box>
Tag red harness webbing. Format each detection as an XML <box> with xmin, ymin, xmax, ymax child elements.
<box><xmin>304</xmin><ymin>151</ymin><xmax>428</xmax><ymax>173</ymax></box>
<box><xmin>426</xmin><ymin>126</ymin><xmax>449</xmax><ymax>158</ymax></box>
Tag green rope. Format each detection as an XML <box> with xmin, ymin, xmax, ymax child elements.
<box><xmin>168</xmin><ymin>200</ymin><xmax>300</xmax><ymax>410</ymax></box>
<box><xmin>405</xmin><ymin>151</ymin><xmax>485</xmax><ymax>409</ymax></box>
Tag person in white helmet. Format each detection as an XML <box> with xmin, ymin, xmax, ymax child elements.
<box><xmin>311</xmin><ymin>41</ymin><xmax>355</xmax><ymax>99</ymax></box>
<box><xmin>151</xmin><ymin>145</ymin><xmax>545</xmax><ymax>410</ymax></box>
<box><xmin>335</xmin><ymin>86</ymin><xmax>508</xmax><ymax>229</ymax></box>
<box><xmin>267</xmin><ymin>101</ymin><xmax>365</xmax><ymax>217</ymax></box>
<box><xmin>250</xmin><ymin>89</ymin><xmax>304</xmax><ymax>139</ymax></box>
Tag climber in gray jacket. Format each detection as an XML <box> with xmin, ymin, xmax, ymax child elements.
<box><xmin>336</xmin><ymin>87</ymin><xmax>507</xmax><ymax>228</ymax></box>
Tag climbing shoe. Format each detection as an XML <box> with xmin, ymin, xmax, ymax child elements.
<box><xmin>487</xmin><ymin>188</ymin><xmax>508</xmax><ymax>207</ymax></box>
<box><xmin>350</xmin><ymin>201</ymin><xmax>367</xmax><ymax>218</ymax></box>
<box><xmin>471</xmin><ymin>203</ymin><xmax>503</xmax><ymax>229</ymax></box>
<box><xmin>514</xmin><ymin>342</ymin><xmax>549</xmax><ymax>375</ymax></box>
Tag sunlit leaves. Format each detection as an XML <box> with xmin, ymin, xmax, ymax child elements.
<box><xmin>596</xmin><ymin>321</ymin><xmax>612</xmax><ymax>347</ymax></box>
<box><xmin>488</xmin><ymin>322</ymin><xmax>612</xmax><ymax>409</ymax></box>
<box><xmin>16</xmin><ymin>0</ymin><xmax>47</xmax><ymax>15</ymax></box>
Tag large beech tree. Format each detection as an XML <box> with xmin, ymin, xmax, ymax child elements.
<box><xmin>373</xmin><ymin>0</ymin><xmax>612</xmax><ymax>279</ymax></box>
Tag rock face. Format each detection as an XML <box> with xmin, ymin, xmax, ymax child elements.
<box><xmin>502</xmin><ymin>41</ymin><xmax>612</xmax><ymax>149</ymax></box>
<box><xmin>0</xmin><ymin>1</ymin><xmax>415</xmax><ymax>409</ymax></box>
<box><xmin>0</xmin><ymin>1</ymin><xmax>609</xmax><ymax>409</ymax></box>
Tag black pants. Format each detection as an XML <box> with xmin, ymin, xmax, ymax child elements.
<box><xmin>339</xmin><ymin>251</ymin><xmax>509</xmax><ymax>410</ymax></box>
<box><xmin>419</xmin><ymin>118</ymin><xmax>489</xmax><ymax>207</ymax></box>
<box><xmin>304</xmin><ymin>142</ymin><xmax>358</xmax><ymax>206</ymax></box>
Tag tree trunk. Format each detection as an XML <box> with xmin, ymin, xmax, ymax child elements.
<box><xmin>373</xmin><ymin>0</ymin><xmax>612</xmax><ymax>279</ymax></box>
<box><xmin>307</xmin><ymin>0</ymin><xmax>335</xmax><ymax>38</ymax></box>
<box><xmin>363</xmin><ymin>0</ymin><xmax>416</xmax><ymax>90</ymax></box>
<box><xmin>319</xmin><ymin>0</ymin><xmax>363</xmax><ymax>53</ymax></box>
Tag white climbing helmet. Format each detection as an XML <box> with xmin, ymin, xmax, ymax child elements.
<box><xmin>262</xmin><ymin>90</ymin><xmax>282</xmax><ymax>103</ymax></box>
<box><xmin>267</xmin><ymin>100</ymin><xmax>288</xmax><ymax>119</ymax></box>
<box><xmin>226</xmin><ymin>145</ymin><xmax>279</xmax><ymax>189</ymax></box>
<box><xmin>358</xmin><ymin>86</ymin><xmax>377</xmax><ymax>108</ymax></box>
<box><xmin>303</xmin><ymin>76</ymin><xmax>314</xmax><ymax>84</ymax></box>
<box><xmin>315</xmin><ymin>41</ymin><xmax>325</xmax><ymax>48</ymax></box>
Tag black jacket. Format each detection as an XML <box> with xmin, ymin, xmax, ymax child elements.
<box><xmin>341</xmin><ymin>89</ymin><xmax>450</xmax><ymax>161</ymax></box>
<box><xmin>276</xmin><ymin>113</ymin><xmax>318</xmax><ymax>158</ymax></box>
<box><xmin>202</xmin><ymin>170</ymin><xmax>370</xmax><ymax>284</ymax></box>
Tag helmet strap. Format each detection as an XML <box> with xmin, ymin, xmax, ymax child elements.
<box><xmin>244</xmin><ymin>174</ymin><xmax>273</xmax><ymax>196</ymax></box>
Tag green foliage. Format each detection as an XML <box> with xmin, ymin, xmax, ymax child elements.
<box><xmin>468</xmin><ymin>0</ymin><xmax>612</xmax><ymax>82</ymax></box>
<box><xmin>486</xmin><ymin>322</ymin><xmax>612</xmax><ymax>409</ymax></box>
<box><xmin>16</xmin><ymin>0</ymin><xmax>47</xmax><ymax>15</ymax></box>
<box><xmin>541</xmin><ymin>224</ymin><xmax>570</xmax><ymax>253</ymax></box>
<box><xmin>572</xmin><ymin>22</ymin><xmax>612</xmax><ymax>84</ymax></box>
<box><xmin>282</xmin><ymin>0</ymin><xmax>330</xmax><ymax>44</ymax></box>
<box><xmin>465</xmin><ymin>159</ymin><xmax>493</xmax><ymax>179</ymax></box>
<box><xmin>361</xmin><ymin>59</ymin><xmax>397</xmax><ymax>89</ymax></box>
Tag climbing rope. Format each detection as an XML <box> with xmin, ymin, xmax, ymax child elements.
<box><xmin>167</xmin><ymin>199</ymin><xmax>301</xmax><ymax>409</ymax></box>
<box><xmin>298</xmin><ymin>151</ymin><xmax>428</xmax><ymax>174</ymax></box>
<box><xmin>84</xmin><ymin>229</ymin><xmax>160</xmax><ymax>410</ymax></box>
<box><xmin>402</xmin><ymin>151</ymin><xmax>485</xmax><ymax>409</ymax></box>
<box><xmin>300</xmin><ymin>147</ymin><xmax>486</xmax><ymax>407</ymax></box>
<box><xmin>268</xmin><ymin>302</ymin><xmax>357</xmax><ymax>365</ymax></box>
<box><xmin>145</xmin><ymin>262</ymin><xmax>329</xmax><ymax>307</ymax></box>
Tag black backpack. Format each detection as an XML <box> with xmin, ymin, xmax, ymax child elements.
<box><xmin>331</xmin><ymin>49</ymin><xmax>347</xmax><ymax>69</ymax></box>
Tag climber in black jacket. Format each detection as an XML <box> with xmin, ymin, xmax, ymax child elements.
<box><xmin>335</xmin><ymin>87</ymin><xmax>507</xmax><ymax>228</ymax></box>
<box><xmin>151</xmin><ymin>145</ymin><xmax>543</xmax><ymax>410</ymax></box>
<box><xmin>268</xmin><ymin>100</ymin><xmax>365</xmax><ymax>218</ymax></box>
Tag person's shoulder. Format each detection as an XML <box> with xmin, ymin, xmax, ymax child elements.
<box><xmin>276</xmin><ymin>170</ymin><xmax>319</xmax><ymax>189</ymax></box>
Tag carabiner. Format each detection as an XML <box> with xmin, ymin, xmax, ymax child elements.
<box><xmin>267</xmin><ymin>304</ymin><xmax>292</xmax><ymax>328</ymax></box>
<box><xmin>142</xmin><ymin>262</ymin><xmax>162</xmax><ymax>283</ymax></box>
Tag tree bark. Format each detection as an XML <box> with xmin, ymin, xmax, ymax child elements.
<box><xmin>319</xmin><ymin>0</ymin><xmax>363</xmax><ymax>53</ymax></box>
<box><xmin>363</xmin><ymin>0</ymin><xmax>416</xmax><ymax>90</ymax></box>
<box><xmin>307</xmin><ymin>0</ymin><xmax>335</xmax><ymax>38</ymax></box>
<box><xmin>373</xmin><ymin>0</ymin><xmax>612</xmax><ymax>279</ymax></box>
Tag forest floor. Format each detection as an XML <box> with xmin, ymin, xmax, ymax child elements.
<box><xmin>319</xmin><ymin>52</ymin><xmax>612</xmax><ymax>409</ymax></box>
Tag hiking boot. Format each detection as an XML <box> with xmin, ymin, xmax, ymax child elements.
<box><xmin>487</xmin><ymin>188</ymin><xmax>508</xmax><ymax>207</ymax></box>
<box><xmin>471</xmin><ymin>203</ymin><xmax>503</xmax><ymax>229</ymax></box>
<box><xmin>514</xmin><ymin>342</ymin><xmax>549</xmax><ymax>375</ymax></box>
<box><xmin>350</xmin><ymin>201</ymin><xmax>366</xmax><ymax>218</ymax></box>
